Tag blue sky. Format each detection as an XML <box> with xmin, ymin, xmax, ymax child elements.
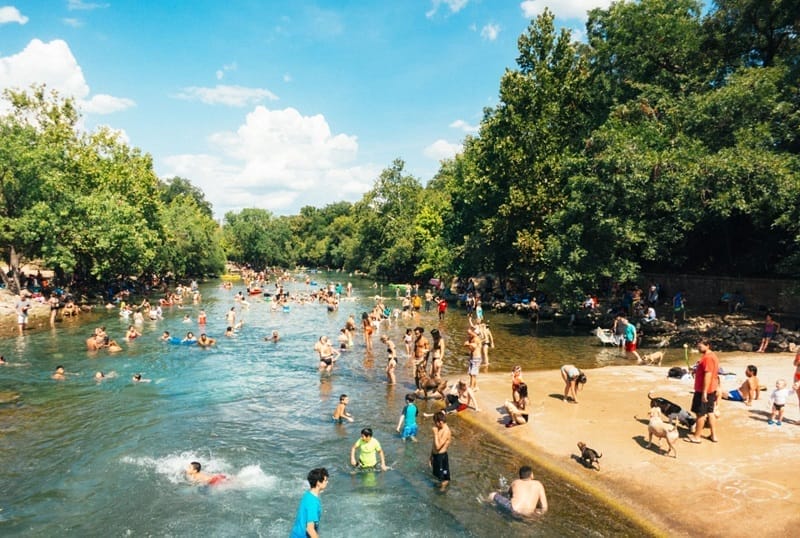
<box><xmin>0</xmin><ymin>1</ymin><xmax>609</xmax><ymax>217</ymax></box>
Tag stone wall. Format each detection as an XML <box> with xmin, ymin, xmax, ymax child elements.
<box><xmin>643</xmin><ymin>273</ymin><xmax>799</xmax><ymax>315</ymax></box>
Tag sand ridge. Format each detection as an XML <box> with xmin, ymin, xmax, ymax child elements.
<box><xmin>452</xmin><ymin>353</ymin><xmax>800</xmax><ymax>537</ymax></box>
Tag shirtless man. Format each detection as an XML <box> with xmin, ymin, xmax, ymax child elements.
<box><xmin>722</xmin><ymin>364</ymin><xmax>759</xmax><ymax>406</ymax></box>
<box><xmin>489</xmin><ymin>465</ymin><xmax>548</xmax><ymax>516</ymax></box>
<box><xmin>52</xmin><ymin>365</ymin><xmax>66</xmax><ymax>380</ymax></box>
<box><xmin>186</xmin><ymin>461</ymin><xmax>227</xmax><ymax>486</ymax></box>
<box><xmin>413</xmin><ymin>327</ymin><xmax>430</xmax><ymax>387</ymax></box>
<box><xmin>430</xmin><ymin>411</ymin><xmax>452</xmax><ymax>489</ymax></box>
<box><xmin>315</xmin><ymin>336</ymin><xmax>340</xmax><ymax>373</ymax></box>
<box><xmin>197</xmin><ymin>333</ymin><xmax>216</xmax><ymax>348</ymax></box>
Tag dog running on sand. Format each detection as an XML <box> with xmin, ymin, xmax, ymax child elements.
<box><xmin>577</xmin><ymin>442</ymin><xmax>602</xmax><ymax>470</ymax></box>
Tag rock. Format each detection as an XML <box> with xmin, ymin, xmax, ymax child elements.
<box><xmin>738</xmin><ymin>342</ymin><xmax>754</xmax><ymax>352</ymax></box>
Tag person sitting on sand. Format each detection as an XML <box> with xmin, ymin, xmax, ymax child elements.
<box><xmin>186</xmin><ymin>461</ymin><xmax>227</xmax><ymax>486</ymax></box>
<box><xmin>561</xmin><ymin>365</ymin><xmax>587</xmax><ymax>403</ymax></box>
<box><xmin>489</xmin><ymin>465</ymin><xmax>548</xmax><ymax>516</ymax></box>
<box><xmin>722</xmin><ymin>364</ymin><xmax>759</xmax><ymax>406</ymax></box>
<box><xmin>504</xmin><ymin>382</ymin><xmax>530</xmax><ymax>427</ymax></box>
<box><xmin>425</xmin><ymin>380</ymin><xmax>480</xmax><ymax>416</ymax></box>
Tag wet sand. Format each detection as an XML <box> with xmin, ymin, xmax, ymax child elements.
<box><xmin>453</xmin><ymin>354</ymin><xmax>800</xmax><ymax>537</ymax></box>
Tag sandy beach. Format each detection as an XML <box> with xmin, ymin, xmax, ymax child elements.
<box><xmin>454</xmin><ymin>353</ymin><xmax>800</xmax><ymax>537</ymax></box>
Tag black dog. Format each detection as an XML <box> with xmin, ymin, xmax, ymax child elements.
<box><xmin>648</xmin><ymin>391</ymin><xmax>696</xmax><ymax>428</ymax></box>
<box><xmin>577</xmin><ymin>441</ymin><xmax>602</xmax><ymax>470</ymax></box>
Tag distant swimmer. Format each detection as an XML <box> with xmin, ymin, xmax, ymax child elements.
<box><xmin>265</xmin><ymin>330</ymin><xmax>279</xmax><ymax>343</ymax></box>
<box><xmin>132</xmin><ymin>373</ymin><xmax>151</xmax><ymax>383</ymax></box>
<box><xmin>0</xmin><ymin>355</ymin><xmax>6</xmax><ymax>365</ymax></box>
<box><xmin>52</xmin><ymin>365</ymin><xmax>66</xmax><ymax>380</ymax></box>
<box><xmin>94</xmin><ymin>371</ymin><xmax>105</xmax><ymax>381</ymax></box>
<box><xmin>160</xmin><ymin>331</ymin><xmax>171</xmax><ymax>342</ymax></box>
<box><xmin>186</xmin><ymin>461</ymin><xmax>227</xmax><ymax>486</ymax></box>
<box><xmin>197</xmin><ymin>333</ymin><xmax>216</xmax><ymax>347</ymax></box>
<box><xmin>488</xmin><ymin>465</ymin><xmax>548</xmax><ymax>517</ymax></box>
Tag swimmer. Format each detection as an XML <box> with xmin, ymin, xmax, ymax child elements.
<box><xmin>182</xmin><ymin>332</ymin><xmax>197</xmax><ymax>344</ymax></box>
<box><xmin>0</xmin><ymin>355</ymin><xmax>6</xmax><ymax>365</ymax></box>
<box><xmin>224</xmin><ymin>326</ymin><xmax>235</xmax><ymax>337</ymax></box>
<box><xmin>198</xmin><ymin>310</ymin><xmax>207</xmax><ymax>325</ymax></box>
<box><xmin>160</xmin><ymin>331</ymin><xmax>171</xmax><ymax>342</ymax></box>
<box><xmin>132</xmin><ymin>373</ymin><xmax>151</xmax><ymax>383</ymax></box>
<box><xmin>333</xmin><ymin>394</ymin><xmax>354</xmax><ymax>423</ymax></box>
<box><xmin>52</xmin><ymin>365</ymin><xmax>66</xmax><ymax>380</ymax></box>
<box><xmin>186</xmin><ymin>461</ymin><xmax>227</xmax><ymax>486</ymax></box>
<box><xmin>94</xmin><ymin>371</ymin><xmax>105</xmax><ymax>381</ymax></box>
<box><xmin>265</xmin><ymin>330</ymin><xmax>279</xmax><ymax>343</ymax></box>
<box><xmin>182</xmin><ymin>314</ymin><xmax>191</xmax><ymax>323</ymax></box>
<box><xmin>488</xmin><ymin>465</ymin><xmax>548</xmax><ymax>516</ymax></box>
<box><xmin>126</xmin><ymin>325</ymin><xmax>142</xmax><ymax>340</ymax></box>
<box><xmin>197</xmin><ymin>333</ymin><xmax>216</xmax><ymax>347</ymax></box>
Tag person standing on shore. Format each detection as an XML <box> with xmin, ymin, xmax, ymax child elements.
<box><xmin>290</xmin><ymin>467</ymin><xmax>329</xmax><ymax>538</ymax></box>
<box><xmin>430</xmin><ymin>411</ymin><xmax>451</xmax><ymax>490</ymax></box>
<box><xmin>757</xmin><ymin>313</ymin><xmax>780</xmax><ymax>353</ymax></box>
<box><xmin>465</xmin><ymin>328</ymin><xmax>482</xmax><ymax>390</ymax></box>
<box><xmin>488</xmin><ymin>465</ymin><xmax>548</xmax><ymax>516</ymax></box>
<box><xmin>686</xmin><ymin>338</ymin><xmax>720</xmax><ymax>443</ymax></box>
<box><xmin>560</xmin><ymin>365</ymin><xmax>587</xmax><ymax>403</ymax></box>
<box><xmin>16</xmin><ymin>292</ymin><xmax>32</xmax><ymax>335</ymax></box>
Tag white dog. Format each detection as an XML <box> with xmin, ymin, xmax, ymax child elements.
<box><xmin>646</xmin><ymin>407</ymin><xmax>678</xmax><ymax>457</ymax></box>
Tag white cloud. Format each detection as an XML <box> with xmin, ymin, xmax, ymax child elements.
<box><xmin>174</xmin><ymin>85</ymin><xmax>278</xmax><ymax>107</ymax></box>
<box><xmin>83</xmin><ymin>94</ymin><xmax>135</xmax><ymax>114</ymax></box>
<box><xmin>0</xmin><ymin>39</ymin><xmax>134</xmax><ymax>115</ymax></box>
<box><xmin>68</xmin><ymin>0</ymin><xmax>109</xmax><ymax>10</ymax></box>
<box><xmin>424</xmin><ymin>139</ymin><xmax>462</xmax><ymax>161</ymax></box>
<box><xmin>426</xmin><ymin>0</ymin><xmax>468</xmax><ymax>19</ymax></box>
<box><xmin>449</xmin><ymin>119</ymin><xmax>478</xmax><ymax>133</ymax></box>
<box><xmin>480</xmin><ymin>23</ymin><xmax>500</xmax><ymax>41</ymax></box>
<box><xmin>520</xmin><ymin>0</ymin><xmax>611</xmax><ymax>20</ymax></box>
<box><xmin>283</xmin><ymin>73</ymin><xmax>292</xmax><ymax>83</ymax></box>
<box><xmin>161</xmin><ymin>106</ymin><xmax>378</xmax><ymax>216</ymax></box>
<box><xmin>215</xmin><ymin>62</ymin><xmax>237</xmax><ymax>80</ymax></box>
<box><xmin>63</xmin><ymin>18</ymin><xmax>83</xmax><ymax>28</ymax></box>
<box><xmin>0</xmin><ymin>6</ymin><xmax>28</xmax><ymax>24</ymax></box>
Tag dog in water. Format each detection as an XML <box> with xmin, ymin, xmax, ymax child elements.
<box><xmin>639</xmin><ymin>351</ymin><xmax>664</xmax><ymax>365</ymax></box>
<box><xmin>646</xmin><ymin>407</ymin><xmax>679</xmax><ymax>457</ymax></box>
<box><xmin>577</xmin><ymin>442</ymin><xmax>602</xmax><ymax>470</ymax></box>
<box><xmin>648</xmin><ymin>390</ymin><xmax>695</xmax><ymax>428</ymax></box>
<box><xmin>415</xmin><ymin>363</ymin><xmax>448</xmax><ymax>401</ymax></box>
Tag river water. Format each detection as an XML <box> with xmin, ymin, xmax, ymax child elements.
<box><xmin>0</xmin><ymin>276</ymin><xmax>645</xmax><ymax>537</ymax></box>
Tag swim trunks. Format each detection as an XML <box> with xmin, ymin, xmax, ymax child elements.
<box><xmin>431</xmin><ymin>452</ymin><xmax>450</xmax><ymax>481</ymax></box>
<box><xmin>492</xmin><ymin>493</ymin><xmax>516</xmax><ymax>514</ymax></box>
<box><xmin>691</xmin><ymin>391</ymin><xmax>717</xmax><ymax>416</ymax></box>
<box><xmin>726</xmin><ymin>389</ymin><xmax>743</xmax><ymax>402</ymax></box>
<box><xmin>208</xmin><ymin>474</ymin><xmax>227</xmax><ymax>486</ymax></box>
<box><xmin>625</xmin><ymin>341</ymin><xmax>637</xmax><ymax>352</ymax></box>
<box><xmin>401</xmin><ymin>424</ymin><xmax>418</xmax><ymax>439</ymax></box>
<box><xmin>468</xmin><ymin>358</ymin><xmax>481</xmax><ymax>376</ymax></box>
<box><xmin>321</xmin><ymin>356</ymin><xmax>333</xmax><ymax>366</ymax></box>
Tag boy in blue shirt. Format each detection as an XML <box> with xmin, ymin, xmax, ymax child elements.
<box><xmin>290</xmin><ymin>467</ymin><xmax>329</xmax><ymax>538</ymax></box>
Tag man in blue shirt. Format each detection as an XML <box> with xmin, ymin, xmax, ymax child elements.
<box><xmin>291</xmin><ymin>467</ymin><xmax>329</xmax><ymax>538</ymax></box>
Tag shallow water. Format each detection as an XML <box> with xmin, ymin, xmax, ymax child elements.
<box><xmin>0</xmin><ymin>276</ymin><xmax>646</xmax><ymax>537</ymax></box>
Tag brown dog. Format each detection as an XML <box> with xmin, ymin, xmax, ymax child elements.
<box><xmin>577</xmin><ymin>442</ymin><xmax>602</xmax><ymax>470</ymax></box>
<box><xmin>415</xmin><ymin>363</ymin><xmax>448</xmax><ymax>400</ymax></box>
<box><xmin>646</xmin><ymin>407</ymin><xmax>678</xmax><ymax>457</ymax></box>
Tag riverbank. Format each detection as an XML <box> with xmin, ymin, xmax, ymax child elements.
<box><xmin>457</xmin><ymin>354</ymin><xmax>800</xmax><ymax>537</ymax></box>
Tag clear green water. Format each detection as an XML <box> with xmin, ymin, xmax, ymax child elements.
<box><xmin>0</xmin><ymin>276</ymin><xmax>645</xmax><ymax>537</ymax></box>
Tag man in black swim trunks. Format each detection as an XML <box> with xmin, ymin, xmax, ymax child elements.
<box><xmin>430</xmin><ymin>411</ymin><xmax>451</xmax><ymax>490</ymax></box>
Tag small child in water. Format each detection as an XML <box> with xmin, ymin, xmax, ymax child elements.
<box><xmin>396</xmin><ymin>393</ymin><xmax>418</xmax><ymax>441</ymax></box>
<box><xmin>768</xmin><ymin>379</ymin><xmax>791</xmax><ymax>426</ymax></box>
<box><xmin>333</xmin><ymin>394</ymin><xmax>354</xmax><ymax>423</ymax></box>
